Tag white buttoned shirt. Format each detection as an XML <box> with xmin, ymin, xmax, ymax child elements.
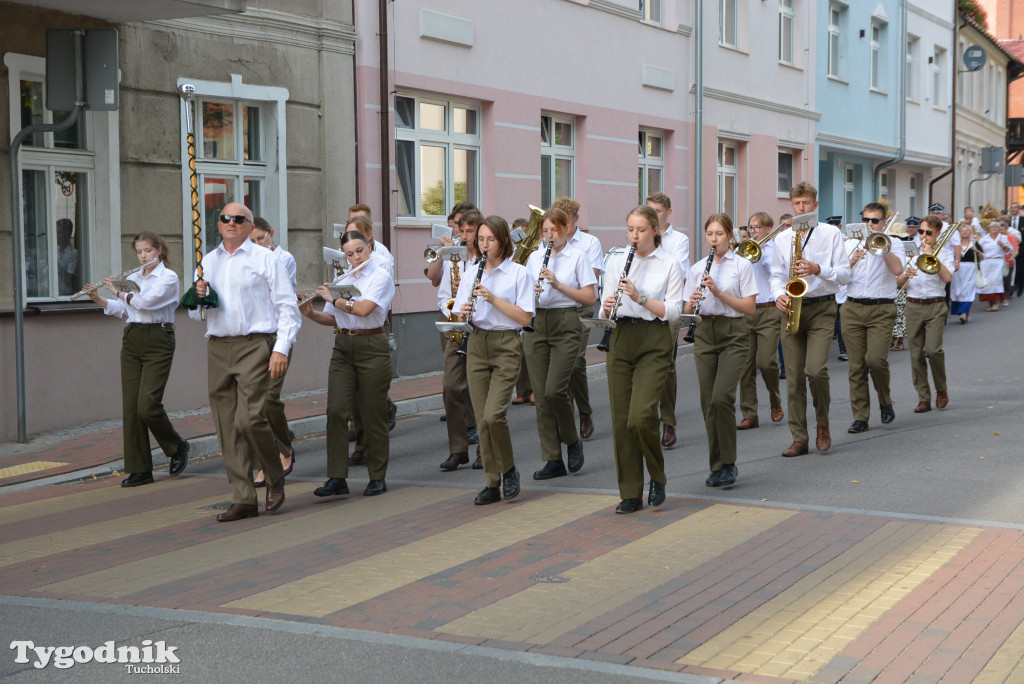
<box><xmin>323</xmin><ymin>258</ymin><xmax>394</xmax><ymax>330</ymax></box>
<box><xmin>527</xmin><ymin>242</ymin><xmax>597</xmax><ymax>309</ymax></box>
<box><xmin>769</xmin><ymin>223</ymin><xmax>851</xmax><ymax>300</ymax></box>
<box><xmin>436</xmin><ymin>258</ymin><xmax>470</xmax><ymax>315</ymax></box>
<box><xmin>453</xmin><ymin>258</ymin><xmax>535</xmax><ymax>331</ymax></box>
<box><xmin>749</xmin><ymin>239</ymin><xmax>776</xmax><ymax>304</ymax></box>
<box><xmin>845</xmin><ymin>233</ymin><xmax>905</xmax><ymax>299</ymax></box>
<box><xmin>568</xmin><ymin>227</ymin><xmax>605</xmax><ymax>276</ymax></box>
<box><xmin>599</xmin><ymin>245</ymin><xmax>684</xmax><ymax>323</ymax></box>
<box><xmin>661</xmin><ymin>225</ymin><xmax>691</xmax><ymax>285</ymax></box>
<box><xmin>904</xmin><ymin>246</ymin><xmax>954</xmax><ymax>299</ymax></box>
<box><xmin>102</xmin><ymin>261</ymin><xmax>179</xmax><ymax>324</ymax></box>
<box><xmin>272</xmin><ymin>247</ymin><xmax>297</xmax><ymax>291</ymax></box>
<box><xmin>682</xmin><ymin>250</ymin><xmax>758</xmax><ymax>317</ymax></box>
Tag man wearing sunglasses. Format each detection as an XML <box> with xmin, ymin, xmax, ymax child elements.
<box><xmin>190</xmin><ymin>202</ymin><xmax>301</xmax><ymax>522</ymax></box>
<box><xmin>841</xmin><ymin>203</ymin><xmax>905</xmax><ymax>434</ymax></box>
<box><xmin>897</xmin><ymin>215</ymin><xmax>953</xmax><ymax>413</ymax></box>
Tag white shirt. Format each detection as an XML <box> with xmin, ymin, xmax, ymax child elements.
<box><xmin>568</xmin><ymin>227</ymin><xmax>605</xmax><ymax>276</ymax></box>
<box><xmin>599</xmin><ymin>245</ymin><xmax>684</xmax><ymax>323</ymax></box>
<box><xmin>845</xmin><ymin>233</ymin><xmax>905</xmax><ymax>300</ymax></box>
<box><xmin>770</xmin><ymin>223</ymin><xmax>851</xmax><ymax>300</ymax></box>
<box><xmin>323</xmin><ymin>258</ymin><xmax>394</xmax><ymax>330</ymax></box>
<box><xmin>103</xmin><ymin>261</ymin><xmax>179</xmax><ymax>324</ymax></box>
<box><xmin>188</xmin><ymin>238</ymin><xmax>301</xmax><ymax>355</ymax></box>
<box><xmin>436</xmin><ymin>258</ymin><xmax>470</xmax><ymax>315</ymax></box>
<box><xmin>527</xmin><ymin>242</ymin><xmax>597</xmax><ymax>309</ymax></box>
<box><xmin>661</xmin><ymin>225</ymin><xmax>691</xmax><ymax>285</ymax></box>
<box><xmin>682</xmin><ymin>250</ymin><xmax>757</xmax><ymax>317</ymax></box>
<box><xmin>749</xmin><ymin>239</ymin><xmax>776</xmax><ymax>304</ymax></box>
<box><xmin>371</xmin><ymin>240</ymin><xmax>396</xmax><ymax>282</ymax></box>
<box><xmin>976</xmin><ymin>234</ymin><xmax>1012</xmax><ymax>260</ymax></box>
<box><xmin>905</xmin><ymin>246</ymin><xmax>954</xmax><ymax>299</ymax></box>
<box><xmin>272</xmin><ymin>247</ymin><xmax>297</xmax><ymax>290</ymax></box>
<box><xmin>453</xmin><ymin>258</ymin><xmax>535</xmax><ymax>331</ymax></box>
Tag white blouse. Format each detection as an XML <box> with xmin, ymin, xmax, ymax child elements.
<box><xmin>453</xmin><ymin>258</ymin><xmax>535</xmax><ymax>331</ymax></box>
<box><xmin>103</xmin><ymin>261</ymin><xmax>179</xmax><ymax>325</ymax></box>
<box><xmin>527</xmin><ymin>242</ymin><xmax>597</xmax><ymax>309</ymax></box>
<box><xmin>323</xmin><ymin>259</ymin><xmax>394</xmax><ymax>330</ymax></box>
<box><xmin>598</xmin><ymin>245</ymin><xmax>684</xmax><ymax>323</ymax></box>
<box><xmin>682</xmin><ymin>250</ymin><xmax>758</xmax><ymax>317</ymax></box>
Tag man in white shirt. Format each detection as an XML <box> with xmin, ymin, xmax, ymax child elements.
<box><xmin>770</xmin><ymin>183</ymin><xmax>851</xmax><ymax>457</ymax></box>
<box><xmin>192</xmin><ymin>202</ymin><xmax>301</xmax><ymax>522</ymax></box>
<box><xmin>553</xmin><ymin>197</ymin><xmax>604</xmax><ymax>441</ymax></box>
<box><xmin>646</xmin><ymin>192</ymin><xmax>689</xmax><ymax>448</ymax></box>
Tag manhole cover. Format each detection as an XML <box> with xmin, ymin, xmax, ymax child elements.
<box><xmin>532</xmin><ymin>575</ymin><xmax>569</xmax><ymax>584</ymax></box>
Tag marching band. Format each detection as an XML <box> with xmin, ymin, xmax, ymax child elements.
<box><xmin>86</xmin><ymin>183</ymin><xmax>1007</xmax><ymax>519</ymax></box>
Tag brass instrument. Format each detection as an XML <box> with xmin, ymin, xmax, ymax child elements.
<box><xmin>735</xmin><ymin>223</ymin><xmax>785</xmax><ymax>263</ymax></box>
<box><xmin>784</xmin><ymin>225</ymin><xmax>809</xmax><ymax>335</ymax></box>
<box><xmin>443</xmin><ymin>250</ymin><xmax>464</xmax><ymax>345</ymax></box>
<box><xmin>511</xmin><ymin>204</ymin><xmax>545</xmax><ymax>264</ymax></box>
<box><xmin>68</xmin><ymin>259</ymin><xmax>160</xmax><ymax>301</ymax></box>
<box><xmin>852</xmin><ymin>213</ymin><xmax>901</xmax><ymax>261</ymax></box>
<box><xmin>596</xmin><ymin>243</ymin><xmax>637</xmax><ymax>352</ymax></box>
<box><xmin>916</xmin><ymin>221</ymin><xmax>962</xmax><ymax>275</ymax></box>
<box><xmin>683</xmin><ymin>246</ymin><xmax>717</xmax><ymax>343</ymax></box>
<box><xmin>424</xmin><ymin>245</ymin><xmax>441</xmax><ymax>262</ymax></box>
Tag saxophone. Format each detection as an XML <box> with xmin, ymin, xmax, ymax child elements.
<box><xmin>784</xmin><ymin>227</ymin><xmax>808</xmax><ymax>334</ymax></box>
<box><xmin>444</xmin><ymin>255</ymin><xmax>463</xmax><ymax>345</ymax></box>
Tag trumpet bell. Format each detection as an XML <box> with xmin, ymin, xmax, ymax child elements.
<box><xmin>917</xmin><ymin>254</ymin><xmax>941</xmax><ymax>275</ymax></box>
<box><xmin>865</xmin><ymin>232</ymin><xmax>892</xmax><ymax>256</ymax></box>
<box><xmin>735</xmin><ymin>240</ymin><xmax>762</xmax><ymax>263</ymax></box>
<box><xmin>424</xmin><ymin>246</ymin><xmax>440</xmax><ymax>262</ymax></box>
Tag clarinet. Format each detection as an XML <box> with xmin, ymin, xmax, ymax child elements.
<box><xmin>596</xmin><ymin>243</ymin><xmax>637</xmax><ymax>352</ymax></box>
<box><xmin>455</xmin><ymin>251</ymin><xmax>486</xmax><ymax>357</ymax></box>
<box><xmin>524</xmin><ymin>240</ymin><xmax>554</xmax><ymax>333</ymax></box>
<box><xmin>682</xmin><ymin>246</ymin><xmax>716</xmax><ymax>343</ymax></box>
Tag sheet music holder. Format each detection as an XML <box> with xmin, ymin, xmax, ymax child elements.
<box><xmin>791</xmin><ymin>211</ymin><xmax>819</xmax><ymax>233</ymax></box>
<box><xmin>109</xmin><ymin>279</ymin><xmax>140</xmax><ymax>293</ymax></box>
<box><xmin>435</xmin><ymin>321</ymin><xmax>472</xmax><ymax>334</ymax></box>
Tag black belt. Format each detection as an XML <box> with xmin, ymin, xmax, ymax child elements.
<box><xmin>616</xmin><ymin>316</ymin><xmax>668</xmax><ymax>326</ymax></box>
<box><xmin>127</xmin><ymin>322</ymin><xmax>174</xmax><ymax>329</ymax></box>
<box><xmin>703</xmin><ymin>315</ymin><xmax>741</xmax><ymax>320</ymax></box>
<box><xmin>802</xmin><ymin>294</ymin><xmax>836</xmax><ymax>305</ymax></box>
<box><xmin>847</xmin><ymin>297</ymin><xmax>894</xmax><ymax>306</ymax></box>
<box><xmin>907</xmin><ymin>296</ymin><xmax>945</xmax><ymax>305</ymax></box>
<box><xmin>335</xmin><ymin>327</ymin><xmax>385</xmax><ymax>336</ymax></box>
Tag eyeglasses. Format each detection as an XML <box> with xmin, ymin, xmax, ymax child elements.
<box><xmin>921</xmin><ymin>229</ymin><xmax>936</xmax><ymax>236</ymax></box>
<box><xmin>861</xmin><ymin>216</ymin><xmax>884</xmax><ymax>225</ymax></box>
<box><xmin>220</xmin><ymin>214</ymin><xmax>249</xmax><ymax>225</ymax></box>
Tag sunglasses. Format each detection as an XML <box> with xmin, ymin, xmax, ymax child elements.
<box><xmin>921</xmin><ymin>229</ymin><xmax>936</xmax><ymax>236</ymax></box>
<box><xmin>220</xmin><ymin>214</ymin><xmax>249</xmax><ymax>225</ymax></box>
<box><xmin>861</xmin><ymin>216</ymin><xmax>884</xmax><ymax>224</ymax></box>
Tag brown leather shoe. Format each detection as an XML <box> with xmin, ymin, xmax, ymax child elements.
<box><xmin>661</xmin><ymin>424</ymin><xmax>677</xmax><ymax>447</ymax></box>
<box><xmin>771</xmin><ymin>406</ymin><xmax>784</xmax><ymax>423</ymax></box>
<box><xmin>216</xmin><ymin>503</ymin><xmax>259</xmax><ymax>522</ymax></box>
<box><xmin>265</xmin><ymin>479</ymin><xmax>285</xmax><ymax>513</ymax></box>
<box><xmin>815</xmin><ymin>425</ymin><xmax>831</xmax><ymax>452</ymax></box>
<box><xmin>579</xmin><ymin>413</ymin><xmax>594</xmax><ymax>440</ymax></box>
<box><xmin>914</xmin><ymin>401</ymin><xmax>931</xmax><ymax>413</ymax></box>
<box><xmin>935</xmin><ymin>390</ymin><xmax>948</xmax><ymax>409</ymax></box>
<box><xmin>781</xmin><ymin>442</ymin><xmax>809</xmax><ymax>457</ymax></box>
<box><xmin>737</xmin><ymin>418</ymin><xmax>759</xmax><ymax>430</ymax></box>
<box><xmin>440</xmin><ymin>452</ymin><xmax>469</xmax><ymax>471</ymax></box>
<box><xmin>348</xmin><ymin>449</ymin><xmax>366</xmax><ymax>466</ymax></box>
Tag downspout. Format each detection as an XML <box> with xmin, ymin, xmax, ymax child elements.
<box><xmin>873</xmin><ymin>0</ymin><xmax>907</xmax><ymax>197</ymax></box>
<box><xmin>693</xmin><ymin>0</ymin><xmax>703</xmax><ymax>259</ymax></box>
<box><xmin>378</xmin><ymin>0</ymin><xmax>391</xmax><ymax>249</ymax></box>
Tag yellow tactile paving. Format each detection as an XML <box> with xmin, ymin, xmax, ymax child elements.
<box><xmin>38</xmin><ymin>486</ymin><xmax>461</xmax><ymax>598</ymax></box>
<box><xmin>0</xmin><ymin>461</ymin><xmax>69</xmax><ymax>480</ymax></box>
<box><xmin>0</xmin><ymin>478</ymin><xmax>193</xmax><ymax>526</ymax></box>
<box><xmin>974</xmin><ymin>616</ymin><xmax>1024</xmax><ymax>683</ymax></box>
<box><xmin>0</xmin><ymin>485</ymin><xmax>288</xmax><ymax>568</ymax></box>
<box><xmin>440</xmin><ymin>504</ymin><xmax>796</xmax><ymax>644</ymax></box>
<box><xmin>678</xmin><ymin>520</ymin><xmax>981</xmax><ymax>681</ymax></box>
<box><xmin>224</xmin><ymin>492</ymin><xmax>617</xmax><ymax>617</ymax></box>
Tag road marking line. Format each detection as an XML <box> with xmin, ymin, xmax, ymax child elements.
<box><xmin>0</xmin><ymin>478</ymin><xmax>192</xmax><ymax>525</ymax></box>
<box><xmin>973</xmin><ymin>614</ymin><xmax>1024</xmax><ymax>683</ymax></box>
<box><xmin>0</xmin><ymin>461</ymin><xmax>69</xmax><ymax>480</ymax></box>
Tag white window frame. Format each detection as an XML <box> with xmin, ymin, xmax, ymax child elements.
<box><xmin>870</xmin><ymin>23</ymin><xmax>883</xmax><ymax>92</ymax></box>
<box><xmin>908</xmin><ymin>174</ymin><xmax>918</xmax><ymax>217</ymax></box>
<box><xmin>178</xmin><ymin>75</ymin><xmax>287</xmax><ymax>262</ymax></box>
<box><xmin>638</xmin><ymin>129</ymin><xmax>665</xmax><ymax>204</ymax></box>
<box><xmin>879</xmin><ymin>170</ymin><xmax>889</xmax><ymax>201</ymax></box>
<box><xmin>906</xmin><ymin>36</ymin><xmax>917</xmax><ymax>102</ymax></box>
<box><xmin>717</xmin><ymin>140</ymin><xmax>738</xmax><ymax>218</ymax></box>
<box><xmin>779</xmin><ymin>0</ymin><xmax>794</xmax><ymax>65</ymax></box>
<box><xmin>641</xmin><ymin>0</ymin><xmax>662</xmax><ymax>25</ymax></box>
<box><xmin>777</xmin><ymin>149</ymin><xmax>794</xmax><ymax>196</ymax></box>
<box><xmin>541</xmin><ymin>113</ymin><xmax>575</xmax><ymax>210</ymax></box>
<box><xmin>996</xmin><ymin>66</ymin><xmax>1004</xmax><ymax>124</ymax></box>
<box><xmin>394</xmin><ymin>93</ymin><xmax>482</xmax><ymax>220</ymax></box>
<box><xmin>844</xmin><ymin>165</ymin><xmax>856</xmax><ymax>228</ymax></box>
<box><xmin>828</xmin><ymin>6</ymin><xmax>842</xmax><ymax>79</ymax></box>
<box><xmin>988</xmin><ymin>63</ymin><xmax>995</xmax><ymax>121</ymax></box>
<box><xmin>720</xmin><ymin>0</ymin><xmax>738</xmax><ymax>48</ymax></box>
<box><xmin>932</xmin><ymin>47</ymin><xmax>945</xmax><ymax>109</ymax></box>
<box><xmin>5</xmin><ymin>52</ymin><xmax>119</xmax><ymax>305</ymax></box>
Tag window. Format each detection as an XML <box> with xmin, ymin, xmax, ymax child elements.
<box><xmin>870</xmin><ymin>23</ymin><xmax>882</xmax><ymax>91</ymax></box>
<box><xmin>908</xmin><ymin>174</ymin><xmax>918</xmax><ymax>217</ymax></box>
<box><xmin>988</xmin><ymin>63</ymin><xmax>996</xmax><ymax>120</ymax></box>
<box><xmin>777</xmin><ymin>150</ymin><xmax>794</xmax><ymax>195</ymax></box>
<box><xmin>395</xmin><ymin>94</ymin><xmax>481</xmax><ymax>219</ymax></box>
<box><xmin>828</xmin><ymin>6</ymin><xmax>842</xmax><ymax>78</ymax></box>
<box><xmin>932</xmin><ymin>47</ymin><xmax>945</xmax><ymax>108</ymax></box>
<box><xmin>906</xmin><ymin>37</ymin><xmax>917</xmax><ymax>101</ymax></box>
<box><xmin>879</xmin><ymin>171</ymin><xmax>889</xmax><ymax>201</ymax></box>
<box><xmin>641</xmin><ymin>0</ymin><xmax>662</xmax><ymax>24</ymax></box>
<box><xmin>779</xmin><ymin>0</ymin><xmax>794</xmax><ymax>64</ymax></box>
<box><xmin>720</xmin><ymin>0</ymin><xmax>737</xmax><ymax>48</ymax></box>
<box><xmin>996</xmin><ymin>67</ymin><xmax>1004</xmax><ymax>124</ymax></box>
<box><xmin>638</xmin><ymin>130</ymin><xmax>664</xmax><ymax>204</ymax></box>
<box><xmin>540</xmin><ymin>114</ymin><xmax>575</xmax><ymax>209</ymax></box>
<box><xmin>5</xmin><ymin>53</ymin><xmax>108</xmax><ymax>302</ymax></box>
<box><xmin>181</xmin><ymin>77</ymin><xmax>288</xmax><ymax>254</ymax></box>
<box><xmin>717</xmin><ymin>141</ymin><xmax>738</xmax><ymax>218</ymax></box>
<box><xmin>844</xmin><ymin>165</ymin><xmax>856</xmax><ymax>227</ymax></box>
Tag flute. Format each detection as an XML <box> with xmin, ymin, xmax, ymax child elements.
<box><xmin>596</xmin><ymin>243</ymin><xmax>637</xmax><ymax>352</ymax></box>
<box><xmin>68</xmin><ymin>259</ymin><xmax>160</xmax><ymax>301</ymax></box>
<box><xmin>455</xmin><ymin>251</ymin><xmax>487</xmax><ymax>357</ymax></box>
<box><xmin>682</xmin><ymin>246</ymin><xmax>716</xmax><ymax>343</ymax></box>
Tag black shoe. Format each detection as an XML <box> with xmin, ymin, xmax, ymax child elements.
<box><xmin>718</xmin><ymin>464</ymin><xmax>737</xmax><ymax>487</ymax></box>
<box><xmin>467</xmin><ymin>426</ymin><xmax>479</xmax><ymax>445</ymax></box>
<box><xmin>533</xmin><ymin>460</ymin><xmax>567</xmax><ymax>480</ymax></box>
<box><xmin>121</xmin><ymin>472</ymin><xmax>154</xmax><ymax>487</ymax></box>
<box><xmin>314</xmin><ymin>478</ymin><xmax>349</xmax><ymax>497</ymax></box>
<box><xmin>880</xmin><ymin>404</ymin><xmax>895</xmax><ymax>424</ymax></box>
<box><xmin>502</xmin><ymin>467</ymin><xmax>520</xmax><ymax>499</ymax></box>
<box><xmin>705</xmin><ymin>469</ymin><xmax>722</xmax><ymax>487</ymax></box>
<box><xmin>474</xmin><ymin>487</ymin><xmax>500</xmax><ymax>505</ymax></box>
<box><xmin>848</xmin><ymin>420</ymin><xmax>869</xmax><ymax>434</ymax></box>
<box><xmin>566</xmin><ymin>440</ymin><xmax>584</xmax><ymax>473</ymax></box>
<box><xmin>440</xmin><ymin>414</ymin><xmax>447</xmax><ymax>422</ymax></box>
<box><xmin>615</xmin><ymin>498</ymin><xmax>643</xmax><ymax>514</ymax></box>
<box><xmin>363</xmin><ymin>479</ymin><xmax>387</xmax><ymax>496</ymax></box>
<box><xmin>648</xmin><ymin>480</ymin><xmax>666</xmax><ymax>507</ymax></box>
<box><xmin>169</xmin><ymin>440</ymin><xmax>189</xmax><ymax>476</ymax></box>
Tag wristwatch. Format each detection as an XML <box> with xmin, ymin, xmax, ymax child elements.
<box><xmin>639</xmin><ymin>294</ymin><xmax>648</xmax><ymax>306</ymax></box>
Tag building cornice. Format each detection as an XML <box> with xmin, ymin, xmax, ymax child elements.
<box><xmin>139</xmin><ymin>8</ymin><xmax>357</xmax><ymax>55</ymax></box>
<box><xmin>590</xmin><ymin>0</ymin><xmax>640</xmax><ymax>21</ymax></box>
<box><xmin>816</xmin><ymin>132</ymin><xmax>899</xmax><ymax>157</ymax></box>
<box><xmin>691</xmin><ymin>85</ymin><xmax>821</xmax><ymax>121</ymax></box>
<box><xmin>908</xmin><ymin>3</ymin><xmax>953</xmax><ymax>30</ymax></box>
<box><xmin>902</xmin><ymin>150</ymin><xmax>952</xmax><ymax>166</ymax></box>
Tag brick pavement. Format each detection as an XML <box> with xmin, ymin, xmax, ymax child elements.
<box><xmin>2</xmin><ymin>474</ymin><xmax>1024</xmax><ymax>683</ymax></box>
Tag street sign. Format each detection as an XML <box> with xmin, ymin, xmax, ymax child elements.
<box><xmin>964</xmin><ymin>45</ymin><xmax>986</xmax><ymax>72</ymax></box>
<box><xmin>46</xmin><ymin>28</ymin><xmax>119</xmax><ymax>111</ymax></box>
<box><xmin>981</xmin><ymin>146</ymin><xmax>1004</xmax><ymax>174</ymax></box>
<box><xmin>1007</xmin><ymin>165</ymin><xmax>1023</xmax><ymax>187</ymax></box>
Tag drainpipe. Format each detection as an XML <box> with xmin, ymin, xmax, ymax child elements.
<box><xmin>378</xmin><ymin>0</ymin><xmax>391</xmax><ymax>249</ymax></box>
<box><xmin>693</xmin><ymin>0</ymin><xmax>703</xmax><ymax>259</ymax></box>
<box><xmin>873</xmin><ymin>0</ymin><xmax>907</xmax><ymax>197</ymax></box>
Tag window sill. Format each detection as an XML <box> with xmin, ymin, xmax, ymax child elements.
<box><xmin>0</xmin><ymin>301</ymin><xmax>104</xmax><ymax>318</ymax></box>
<box><xmin>869</xmin><ymin>87</ymin><xmax>888</xmax><ymax>96</ymax></box>
<box><xmin>718</xmin><ymin>43</ymin><xmax>749</xmax><ymax>56</ymax></box>
<box><xmin>827</xmin><ymin>75</ymin><xmax>849</xmax><ymax>85</ymax></box>
<box><xmin>779</xmin><ymin>61</ymin><xmax>803</xmax><ymax>72</ymax></box>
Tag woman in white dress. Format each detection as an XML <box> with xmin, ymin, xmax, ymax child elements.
<box><xmin>949</xmin><ymin>223</ymin><xmax>978</xmax><ymax>324</ymax></box>
<box><xmin>976</xmin><ymin>221</ymin><xmax>1013</xmax><ymax>312</ymax></box>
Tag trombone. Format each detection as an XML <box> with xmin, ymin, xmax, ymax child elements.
<box><xmin>916</xmin><ymin>221</ymin><xmax>962</xmax><ymax>275</ymax></box>
<box><xmin>735</xmin><ymin>223</ymin><xmax>785</xmax><ymax>263</ymax></box>
<box><xmin>851</xmin><ymin>213</ymin><xmax>901</xmax><ymax>261</ymax></box>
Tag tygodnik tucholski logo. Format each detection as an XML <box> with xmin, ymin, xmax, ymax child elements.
<box><xmin>10</xmin><ymin>639</ymin><xmax>181</xmax><ymax>672</ymax></box>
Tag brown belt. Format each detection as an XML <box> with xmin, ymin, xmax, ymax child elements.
<box><xmin>334</xmin><ymin>327</ymin><xmax>385</xmax><ymax>336</ymax></box>
<box><xmin>906</xmin><ymin>297</ymin><xmax>945</xmax><ymax>305</ymax></box>
<box><xmin>756</xmin><ymin>302</ymin><xmax>776</xmax><ymax>308</ymax></box>
<box><xmin>703</xmin><ymin>315</ymin><xmax>740</xmax><ymax>320</ymax></box>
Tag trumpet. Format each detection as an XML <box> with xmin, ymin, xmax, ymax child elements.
<box><xmin>916</xmin><ymin>221</ymin><xmax>962</xmax><ymax>275</ymax></box>
<box><xmin>735</xmin><ymin>223</ymin><xmax>785</xmax><ymax>263</ymax></box>
<box><xmin>68</xmin><ymin>259</ymin><xmax>160</xmax><ymax>301</ymax></box>
<box><xmin>424</xmin><ymin>245</ymin><xmax>442</xmax><ymax>262</ymax></box>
